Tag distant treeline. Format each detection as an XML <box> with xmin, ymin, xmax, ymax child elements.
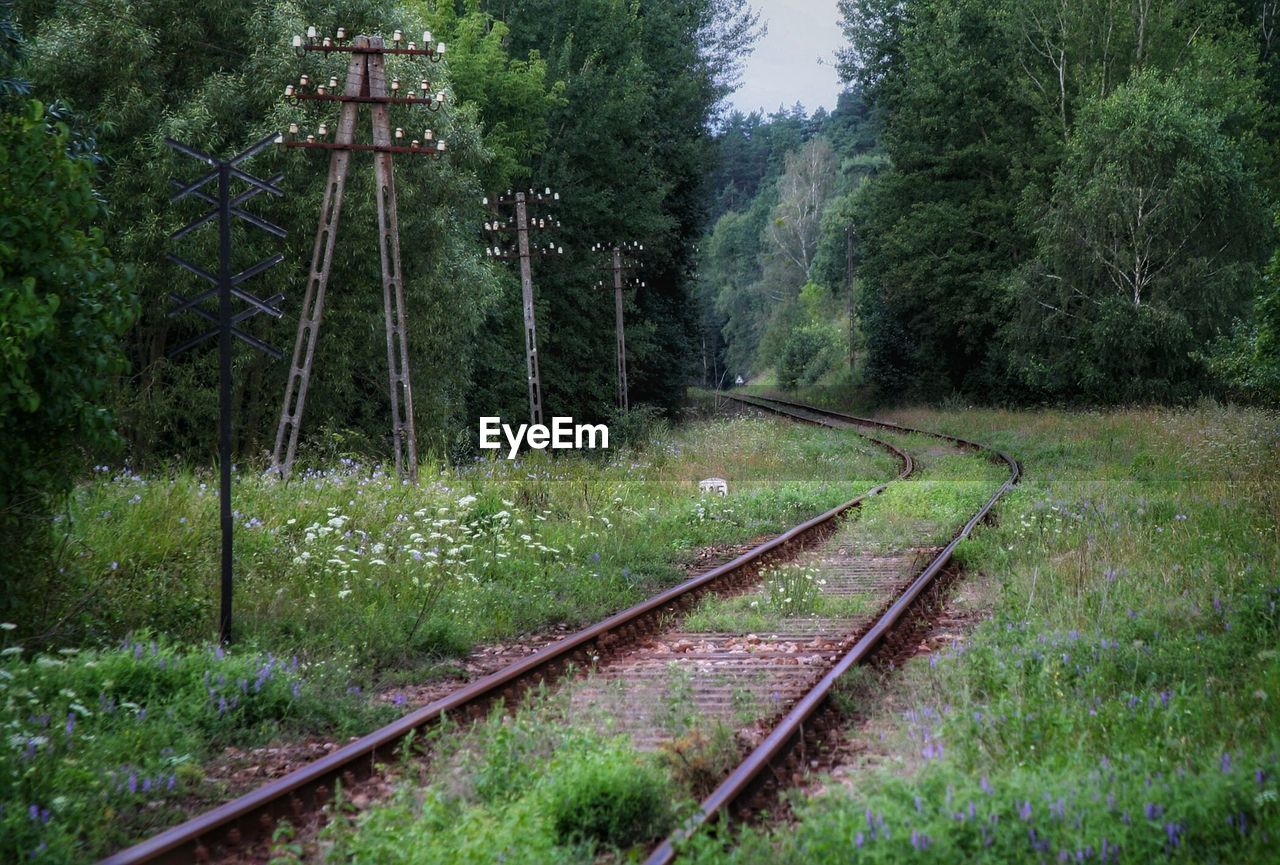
<box><xmin>700</xmin><ymin>0</ymin><xmax>1280</xmax><ymax>404</ymax></box>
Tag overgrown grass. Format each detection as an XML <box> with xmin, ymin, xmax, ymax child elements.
<box><xmin>683</xmin><ymin>404</ymin><xmax>1280</xmax><ymax>863</ymax></box>
<box><xmin>0</xmin><ymin>636</ymin><xmax>387</xmax><ymax>863</ymax></box>
<box><xmin>682</xmin><ymin>558</ymin><xmax>886</xmax><ymax>636</ymax></box>
<box><xmin>15</xmin><ymin>417</ymin><xmax>896</xmax><ymax>668</ymax></box>
<box><xmin>1</xmin><ymin>416</ymin><xmax>896</xmax><ymax>862</ymax></box>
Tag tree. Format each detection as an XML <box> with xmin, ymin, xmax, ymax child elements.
<box><xmin>1007</xmin><ymin>73</ymin><xmax>1271</xmax><ymax>401</ymax></box>
<box><xmin>0</xmin><ymin>97</ymin><xmax>134</xmax><ymax>617</ymax></box>
<box><xmin>767</xmin><ymin>137</ymin><xmax>838</xmax><ymax>275</ymax></box>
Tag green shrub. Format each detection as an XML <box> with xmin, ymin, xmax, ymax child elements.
<box><xmin>546</xmin><ymin>747</ymin><xmax>676</xmax><ymax>848</ymax></box>
<box><xmin>0</xmin><ymin>98</ymin><xmax>134</xmax><ymax>624</ymax></box>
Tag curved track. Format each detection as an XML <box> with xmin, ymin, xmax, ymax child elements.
<box><xmin>644</xmin><ymin>395</ymin><xmax>1019</xmax><ymax>864</ymax></box>
<box><xmin>100</xmin><ymin>410</ymin><xmax>913</xmax><ymax>864</ymax></box>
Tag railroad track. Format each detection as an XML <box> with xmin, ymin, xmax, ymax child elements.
<box><xmin>642</xmin><ymin>394</ymin><xmax>1019</xmax><ymax>864</ymax></box>
<box><xmin>100</xmin><ymin>404</ymin><xmax>914</xmax><ymax>864</ymax></box>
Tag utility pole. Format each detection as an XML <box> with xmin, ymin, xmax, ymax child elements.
<box><xmin>272</xmin><ymin>28</ymin><xmax>449</xmax><ymax>483</ymax></box>
<box><xmin>846</xmin><ymin>223</ymin><xmax>856</xmax><ymax>372</ymax></box>
<box><xmin>165</xmin><ymin>133</ymin><xmax>286</xmax><ymax>644</ymax></box>
<box><xmin>592</xmin><ymin>242</ymin><xmax>644</xmax><ymax>411</ymax></box>
<box><xmin>484</xmin><ymin>188</ymin><xmax>563</xmax><ymax>426</ymax></box>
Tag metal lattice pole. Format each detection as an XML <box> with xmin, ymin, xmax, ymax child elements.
<box><xmin>166</xmin><ymin>133</ymin><xmax>286</xmax><ymax>644</ymax></box>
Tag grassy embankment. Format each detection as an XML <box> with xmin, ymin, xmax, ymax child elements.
<box><xmin>1</xmin><ymin>415</ymin><xmax>893</xmax><ymax>863</ymax></box>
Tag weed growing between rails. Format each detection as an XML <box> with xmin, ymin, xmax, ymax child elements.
<box><xmin>320</xmin><ymin>689</ymin><xmax>689</xmax><ymax>864</ymax></box>
<box><xmin>680</xmin><ymin>405</ymin><xmax>1280</xmax><ymax>864</ymax></box>
<box><xmin>16</xmin><ymin>416</ymin><xmax>896</xmax><ymax>667</ymax></box>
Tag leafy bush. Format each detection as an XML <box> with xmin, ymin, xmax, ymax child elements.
<box><xmin>0</xmin><ymin>97</ymin><xmax>134</xmax><ymax>624</ymax></box>
<box><xmin>545</xmin><ymin>745</ymin><xmax>676</xmax><ymax>848</ymax></box>
<box><xmin>778</xmin><ymin>323</ymin><xmax>842</xmax><ymax>389</ymax></box>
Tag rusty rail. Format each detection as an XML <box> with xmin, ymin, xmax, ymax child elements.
<box><xmin>100</xmin><ymin>415</ymin><xmax>912</xmax><ymax>864</ymax></box>
<box><xmin>644</xmin><ymin>395</ymin><xmax>1019</xmax><ymax>864</ymax></box>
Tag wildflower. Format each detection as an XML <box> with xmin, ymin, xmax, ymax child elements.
<box><xmin>1221</xmin><ymin>752</ymin><xmax>1231</xmax><ymax>774</ymax></box>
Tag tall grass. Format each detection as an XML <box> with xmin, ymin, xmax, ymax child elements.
<box><xmin>683</xmin><ymin>404</ymin><xmax>1280</xmax><ymax>863</ymax></box>
<box><xmin>0</xmin><ymin>416</ymin><xmax>895</xmax><ymax>863</ymax></box>
<box><xmin>12</xmin><ymin>417</ymin><xmax>896</xmax><ymax>668</ymax></box>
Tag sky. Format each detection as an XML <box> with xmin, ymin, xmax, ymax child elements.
<box><xmin>725</xmin><ymin>0</ymin><xmax>846</xmax><ymax>117</ymax></box>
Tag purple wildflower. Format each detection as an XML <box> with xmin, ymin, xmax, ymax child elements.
<box><xmin>1221</xmin><ymin>752</ymin><xmax>1231</xmax><ymax>774</ymax></box>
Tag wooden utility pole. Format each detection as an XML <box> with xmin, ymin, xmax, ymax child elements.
<box><xmin>483</xmin><ymin>188</ymin><xmax>562</xmax><ymax>427</ymax></box>
<box><xmin>515</xmin><ymin>193</ymin><xmax>544</xmax><ymax>425</ymax></box>
<box><xmin>272</xmin><ymin>31</ymin><xmax>447</xmax><ymax>483</ymax></box>
<box><xmin>846</xmin><ymin>223</ymin><xmax>856</xmax><ymax>372</ymax></box>
<box><xmin>611</xmin><ymin>247</ymin><xmax>630</xmax><ymax>411</ymax></box>
<box><xmin>593</xmin><ymin>242</ymin><xmax>643</xmax><ymax>411</ymax></box>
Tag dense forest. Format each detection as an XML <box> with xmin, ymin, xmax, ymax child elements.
<box><xmin>0</xmin><ymin>0</ymin><xmax>760</xmax><ymax>601</ymax></box>
<box><xmin>5</xmin><ymin>0</ymin><xmax>1280</xmax><ymax>597</ymax></box>
<box><xmin>699</xmin><ymin>0</ymin><xmax>1280</xmax><ymax>404</ymax></box>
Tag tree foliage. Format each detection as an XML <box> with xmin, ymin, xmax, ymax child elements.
<box><xmin>825</xmin><ymin>0</ymin><xmax>1277</xmax><ymax>403</ymax></box>
<box><xmin>1007</xmin><ymin>73</ymin><xmax>1269</xmax><ymax>401</ymax></box>
<box><xmin>9</xmin><ymin>0</ymin><xmax>758</xmax><ymax>468</ymax></box>
<box><xmin>0</xmin><ymin>96</ymin><xmax>134</xmax><ymax>612</ymax></box>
